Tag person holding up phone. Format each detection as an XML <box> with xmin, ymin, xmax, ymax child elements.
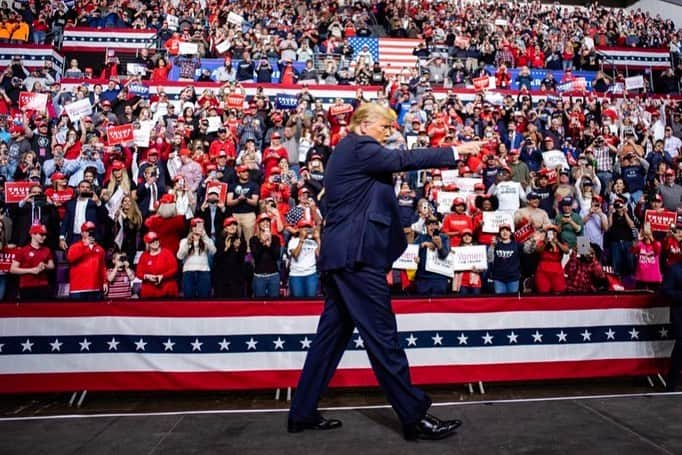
<box><xmin>526</xmin><ymin>224</ymin><xmax>570</xmax><ymax>293</ymax></box>
<box><xmin>554</xmin><ymin>196</ymin><xmax>583</xmax><ymax>249</ymax></box>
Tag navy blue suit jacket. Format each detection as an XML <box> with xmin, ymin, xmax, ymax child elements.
<box><xmin>319</xmin><ymin>133</ymin><xmax>457</xmax><ymax>272</ymax></box>
<box><xmin>60</xmin><ymin>198</ymin><xmax>107</xmax><ymax>244</ymax></box>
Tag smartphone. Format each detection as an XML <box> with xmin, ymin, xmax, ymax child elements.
<box><xmin>577</xmin><ymin>236</ymin><xmax>590</xmax><ymax>256</ymax></box>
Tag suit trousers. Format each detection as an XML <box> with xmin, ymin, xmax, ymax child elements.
<box><xmin>289</xmin><ymin>266</ymin><xmax>431</xmax><ymax>425</ymax></box>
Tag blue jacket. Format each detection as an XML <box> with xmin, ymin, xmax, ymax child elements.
<box><xmin>319</xmin><ymin>133</ymin><xmax>457</xmax><ymax>271</ymax></box>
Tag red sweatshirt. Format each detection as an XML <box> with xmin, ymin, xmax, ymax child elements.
<box><xmin>135</xmin><ymin>249</ymin><xmax>179</xmax><ymax>298</ymax></box>
<box><xmin>66</xmin><ymin>241</ymin><xmax>106</xmax><ymax>293</ymax></box>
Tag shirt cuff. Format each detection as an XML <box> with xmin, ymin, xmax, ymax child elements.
<box><xmin>451</xmin><ymin>146</ymin><xmax>459</xmax><ymax>161</ymax></box>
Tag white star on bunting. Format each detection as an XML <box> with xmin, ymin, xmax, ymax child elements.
<box><xmin>507</xmin><ymin>331</ymin><xmax>518</xmax><ymax>344</ymax></box>
<box><xmin>79</xmin><ymin>338</ymin><xmax>92</xmax><ymax>351</ymax></box>
<box><xmin>50</xmin><ymin>339</ymin><xmax>63</xmax><ymax>352</ymax></box>
<box><xmin>556</xmin><ymin>331</ymin><xmax>568</xmax><ymax>342</ymax></box>
<box><xmin>482</xmin><ymin>332</ymin><xmax>494</xmax><ymax>345</ymax></box>
<box><xmin>191</xmin><ymin>338</ymin><xmax>204</xmax><ymax>352</ymax></box>
<box><xmin>457</xmin><ymin>333</ymin><xmax>468</xmax><ymax>345</ymax></box>
<box><xmin>532</xmin><ymin>331</ymin><xmax>543</xmax><ymax>343</ymax></box>
<box><xmin>273</xmin><ymin>337</ymin><xmax>285</xmax><ymax>350</ymax></box>
<box><xmin>107</xmin><ymin>337</ymin><xmax>120</xmax><ymax>351</ymax></box>
<box><xmin>135</xmin><ymin>338</ymin><xmax>148</xmax><ymax>351</ymax></box>
<box><xmin>246</xmin><ymin>337</ymin><xmax>258</xmax><ymax>350</ymax></box>
<box><xmin>218</xmin><ymin>339</ymin><xmax>231</xmax><ymax>351</ymax></box>
<box><xmin>163</xmin><ymin>338</ymin><xmax>175</xmax><ymax>351</ymax></box>
<box><xmin>628</xmin><ymin>328</ymin><xmax>639</xmax><ymax>340</ymax></box>
<box><xmin>581</xmin><ymin>330</ymin><xmax>592</xmax><ymax>341</ymax></box>
<box><xmin>605</xmin><ymin>328</ymin><xmax>616</xmax><ymax>340</ymax></box>
<box><xmin>432</xmin><ymin>333</ymin><xmax>443</xmax><ymax>345</ymax></box>
<box><xmin>406</xmin><ymin>334</ymin><xmax>418</xmax><ymax>346</ymax></box>
<box><xmin>300</xmin><ymin>337</ymin><xmax>312</xmax><ymax>349</ymax></box>
<box><xmin>21</xmin><ymin>339</ymin><xmax>34</xmax><ymax>352</ymax></box>
<box><xmin>659</xmin><ymin>327</ymin><xmax>669</xmax><ymax>338</ymax></box>
<box><xmin>354</xmin><ymin>336</ymin><xmax>365</xmax><ymax>349</ymax></box>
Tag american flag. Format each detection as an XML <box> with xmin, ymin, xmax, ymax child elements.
<box><xmin>0</xmin><ymin>44</ymin><xmax>64</xmax><ymax>73</ymax></box>
<box><xmin>62</xmin><ymin>27</ymin><xmax>157</xmax><ymax>53</ymax></box>
<box><xmin>348</xmin><ymin>37</ymin><xmax>423</xmax><ymax>75</ymax></box>
<box><xmin>0</xmin><ymin>296</ymin><xmax>671</xmax><ymax>393</ymax></box>
<box><xmin>286</xmin><ymin>206</ymin><xmax>306</xmax><ymax>225</ymax></box>
<box><xmin>596</xmin><ymin>46</ymin><xmax>672</xmax><ymax>70</ymax></box>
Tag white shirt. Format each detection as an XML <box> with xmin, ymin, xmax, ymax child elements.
<box><xmin>287</xmin><ymin>237</ymin><xmax>318</xmax><ymax>276</ymax></box>
<box><xmin>73</xmin><ymin>198</ymin><xmax>88</xmax><ymax>234</ymax></box>
<box><xmin>664</xmin><ymin>135</ymin><xmax>682</xmax><ymax>159</ymax></box>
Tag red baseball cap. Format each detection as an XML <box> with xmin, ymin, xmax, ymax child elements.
<box><xmin>29</xmin><ymin>224</ymin><xmax>47</xmax><ymax>235</ymax></box>
<box><xmin>223</xmin><ymin>217</ymin><xmax>238</xmax><ymax>227</ymax></box>
<box><xmin>159</xmin><ymin>193</ymin><xmax>175</xmax><ymax>204</ymax></box>
<box><xmin>297</xmin><ymin>219</ymin><xmax>314</xmax><ymax>228</ymax></box>
<box><xmin>51</xmin><ymin>172</ymin><xmax>66</xmax><ymax>181</ymax></box>
<box><xmin>111</xmin><ymin>160</ymin><xmax>125</xmax><ymax>171</ymax></box>
<box><xmin>143</xmin><ymin>231</ymin><xmax>159</xmax><ymax>243</ymax></box>
<box><xmin>256</xmin><ymin>212</ymin><xmax>271</xmax><ymax>223</ymax></box>
<box><xmin>80</xmin><ymin>221</ymin><xmax>96</xmax><ymax>232</ymax></box>
<box><xmin>190</xmin><ymin>217</ymin><xmax>204</xmax><ymax>227</ymax></box>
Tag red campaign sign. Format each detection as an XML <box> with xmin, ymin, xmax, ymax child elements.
<box><xmin>455</xmin><ymin>35</ymin><xmax>470</xmax><ymax>48</ymax></box>
<box><xmin>514</xmin><ymin>220</ymin><xmax>535</xmax><ymax>243</ymax></box>
<box><xmin>107</xmin><ymin>124</ymin><xmax>134</xmax><ymax>146</ymax></box>
<box><xmin>329</xmin><ymin>103</ymin><xmax>353</xmax><ymax>116</ymax></box>
<box><xmin>0</xmin><ymin>248</ymin><xmax>16</xmax><ymax>273</ymax></box>
<box><xmin>473</xmin><ymin>76</ymin><xmax>490</xmax><ymax>91</ymax></box>
<box><xmin>5</xmin><ymin>181</ymin><xmax>34</xmax><ymax>203</ymax></box>
<box><xmin>645</xmin><ymin>210</ymin><xmax>677</xmax><ymax>232</ymax></box>
<box><xmin>206</xmin><ymin>181</ymin><xmax>228</xmax><ymax>205</ymax></box>
<box><xmin>226</xmin><ymin>94</ymin><xmax>245</xmax><ymax>109</ymax></box>
<box><xmin>18</xmin><ymin>91</ymin><xmax>48</xmax><ymax>112</ymax></box>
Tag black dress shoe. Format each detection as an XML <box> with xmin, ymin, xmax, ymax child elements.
<box><xmin>287</xmin><ymin>416</ymin><xmax>343</xmax><ymax>433</ymax></box>
<box><xmin>403</xmin><ymin>413</ymin><xmax>462</xmax><ymax>441</ymax></box>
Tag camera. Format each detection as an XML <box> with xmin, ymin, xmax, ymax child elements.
<box><xmin>432</xmin><ymin>228</ymin><xmax>440</xmax><ymax>236</ymax></box>
<box><xmin>546</xmin><ymin>231</ymin><xmax>555</xmax><ymax>241</ymax></box>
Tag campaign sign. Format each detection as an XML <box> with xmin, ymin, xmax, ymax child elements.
<box><xmin>206</xmin><ymin>181</ymin><xmax>228</xmax><ymax>204</ymax></box>
<box><xmin>436</xmin><ymin>191</ymin><xmax>467</xmax><ymax>214</ymax></box>
<box><xmin>133</xmin><ymin>126</ymin><xmax>151</xmax><ymax>147</ymax></box>
<box><xmin>482</xmin><ymin>211</ymin><xmax>515</xmax><ymax>233</ymax></box>
<box><xmin>450</xmin><ymin>245</ymin><xmax>488</xmax><ymax>271</ymax></box>
<box><xmin>425</xmin><ymin>249</ymin><xmax>456</xmax><ymax>277</ymax></box>
<box><xmin>107</xmin><ymin>124</ymin><xmax>134</xmax><ymax>146</ymax></box>
<box><xmin>473</xmin><ymin>76</ymin><xmax>490</xmax><ymax>91</ymax></box>
<box><xmin>625</xmin><ymin>75</ymin><xmax>645</xmax><ymax>91</ymax></box>
<box><xmin>645</xmin><ymin>210</ymin><xmax>676</xmax><ymax>232</ymax></box>
<box><xmin>543</xmin><ymin>150</ymin><xmax>569</xmax><ymax>170</ymax></box>
<box><xmin>19</xmin><ymin>92</ymin><xmax>48</xmax><ymax>112</ymax></box>
<box><xmin>514</xmin><ymin>219</ymin><xmax>536</xmax><ymax>243</ymax></box>
<box><xmin>5</xmin><ymin>181</ymin><xmax>34</xmax><ymax>203</ymax></box>
<box><xmin>0</xmin><ymin>248</ymin><xmax>16</xmax><ymax>273</ymax></box>
<box><xmin>178</xmin><ymin>42</ymin><xmax>199</xmax><ymax>55</ymax></box>
<box><xmin>392</xmin><ymin>244</ymin><xmax>419</xmax><ymax>270</ymax></box>
<box><xmin>275</xmin><ymin>93</ymin><xmax>298</xmax><ymax>110</ymax></box>
<box><xmin>329</xmin><ymin>103</ymin><xmax>353</xmax><ymax>116</ymax></box>
<box><xmin>226</xmin><ymin>93</ymin><xmax>245</xmax><ymax>109</ymax></box>
<box><xmin>206</xmin><ymin>116</ymin><xmax>222</xmax><ymax>133</ymax></box>
<box><xmin>128</xmin><ymin>83</ymin><xmax>150</xmax><ymax>98</ymax></box>
<box><xmin>440</xmin><ymin>169</ymin><xmax>459</xmax><ymax>185</ymax></box>
<box><xmin>64</xmin><ymin>98</ymin><xmax>92</xmax><ymax>123</ymax></box>
<box><xmin>455</xmin><ymin>177</ymin><xmax>483</xmax><ymax>193</ymax></box>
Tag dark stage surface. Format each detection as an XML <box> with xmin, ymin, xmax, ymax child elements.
<box><xmin>2</xmin><ymin>392</ymin><xmax>681</xmax><ymax>455</ymax></box>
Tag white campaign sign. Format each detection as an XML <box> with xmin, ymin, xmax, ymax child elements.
<box><xmin>455</xmin><ymin>177</ymin><xmax>483</xmax><ymax>193</ymax></box>
<box><xmin>227</xmin><ymin>12</ymin><xmax>244</xmax><ymax>26</ymax></box>
<box><xmin>166</xmin><ymin>14</ymin><xmax>179</xmax><ymax>30</ymax></box>
<box><xmin>625</xmin><ymin>75</ymin><xmax>644</xmax><ymax>91</ymax></box>
<box><xmin>178</xmin><ymin>42</ymin><xmax>199</xmax><ymax>55</ymax></box>
<box><xmin>392</xmin><ymin>244</ymin><xmax>419</xmax><ymax>270</ymax></box>
<box><xmin>206</xmin><ymin>116</ymin><xmax>222</xmax><ymax>133</ymax></box>
<box><xmin>482</xmin><ymin>211</ymin><xmax>515</xmax><ymax>233</ymax></box>
<box><xmin>441</xmin><ymin>169</ymin><xmax>459</xmax><ymax>185</ymax></box>
<box><xmin>542</xmin><ymin>150</ymin><xmax>569</xmax><ymax>170</ymax></box>
<box><xmin>425</xmin><ymin>249</ymin><xmax>456</xmax><ymax>277</ymax></box>
<box><xmin>436</xmin><ymin>191</ymin><xmax>467</xmax><ymax>213</ymax></box>
<box><xmin>451</xmin><ymin>245</ymin><xmax>488</xmax><ymax>271</ymax></box>
<box><xmin>215</xmin><ymin>40</ymin><xmax>231</xmax><ymax>54</ymax></box>
<box><xmin>64</xmin><ymin>98</ymin><xmax>92</xmax><ymax>123</ymax></box>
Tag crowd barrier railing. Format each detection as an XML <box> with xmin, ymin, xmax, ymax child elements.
<box><xmin>0</xmin><ymin>293</ymin><xmax>671</xmax><ymax>394</ymax></box>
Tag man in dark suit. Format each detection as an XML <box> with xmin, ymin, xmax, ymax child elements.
<box><xmin>59</xmin><ymin>180</ymin><xmax>108</xmax><ymax>249</ymax></box>
<box><xmin>288</xmin><ymin>103</ymin><xmax>483</xmax><ymax>440</ymax></box>
<box><xmin>11</xmin><ymin>183</ymin><xmax>60</xmax><ymax>250</ymax></box>
<box><xmin>196</xmin><ymin>185</ymin><xmax>227</xmax><ymax>241</ymax></box>
<box><xmin>136</xmin><ymin>164</ymin><xmax>165</xmax><ymax>220</ymax></box>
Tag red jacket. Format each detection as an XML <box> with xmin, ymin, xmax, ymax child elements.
<box><xmin>145</xmin><ymin>215</ymin><xmax>186</xmax><ymax>254</ymax></box>
<box><xmin>135</xmin><ymin>249</ymin><xmax>179</xmax><ymax>298</ymax></box>
<box><xmin>66</xmin><ymin>241</ymin><xmax>106</xmax><ymax>293</ymax></box>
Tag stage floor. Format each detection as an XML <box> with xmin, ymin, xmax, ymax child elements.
<box><xmin>1</xmin><ymin>393</ymin><xmax>681</xmax><ymax>455</ymax></box>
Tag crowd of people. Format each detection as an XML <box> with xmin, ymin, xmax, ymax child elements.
<box><xmin>0</xmin><ymin>1</ymin><xmax>681</xmax><ymax>301</ymax></box>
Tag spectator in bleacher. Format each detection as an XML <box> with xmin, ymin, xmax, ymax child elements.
<box><xmin>607</xmin><ymin>198</ymin><xmax>637</xmax><ymax>278</ymax></box>
<box><xmin>136</xmin><ymin>231</ymin><xmax>179</xmax><ymax>299</ymax></box>
<box><xmin>10</xmin><ymin>224</ymin><xmax>54</xmax><ymax>300</ymax></box>
<box><xmin>66</xmin><ymin>221</ymin><xmax>107</xmax><ymax>301</ymax></box>
<box><xmin>106</xmin><ymin>250</ymin><xmax>136</xmax><ymax>300</ymax></box>
<box><xmin>454</xmin><ymin>229</ymin><xmax>483</xmax><ymax>295</ymax></box>
<box><xmin>150</xmin><ymin>57</ymin><xmax>172</xmax><ymax>83</ymax></box>
<box><xmin>632</xmin><ymin>227</ymin><xmax>663</xmax><ymax>290</ymax></box>
<box><xmin>227</xmin><ymin>165</ymin><xmax>259</xmax><ymax>247</ymax></box>
<box><xmin>250</xmin><ymin>212</ymin><xmax>281</xmax><ymax>298</ymax></box>
<box><xmin>177</xmin><ymin>217</ymin><xmax>215</xmax><ymax>298</ymax></box>
<box><xmin>413</xmin><ymin>215</ymin><xmax>450</xmax><ymax>296</ymax></box>
<box><xmin>488</xmin><ymin>223</ymin><xmax>522</xmax><ymax>294</ymax></box>
<box><xmin>13</xmin><ymin>183</ymin><xmax>59</xmax><ymax>249</ymax></box>
<box><xmin>565</xmin><ymin>246</ymin><xmax>606</xmax><ymax>293</ymax></box>
<box><xmin>528</xmin><ymin>225</ymin><xmax>569</xmax><ymax>293</ymax></box>
<box><xmin>287</xmin><ymin>219</ymin><xmax>320</xmax><ymax>297</ymax></box>
<box><xmin>213</xmin><ymin>217</ymin><xmax>248</xmax><ymax>298</ymax></box>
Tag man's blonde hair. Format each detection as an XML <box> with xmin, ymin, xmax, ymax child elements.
<box><xmin>349</xmin><ymin>102</ymin><xmax>396</xmax><ymax>134</ymax></box>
